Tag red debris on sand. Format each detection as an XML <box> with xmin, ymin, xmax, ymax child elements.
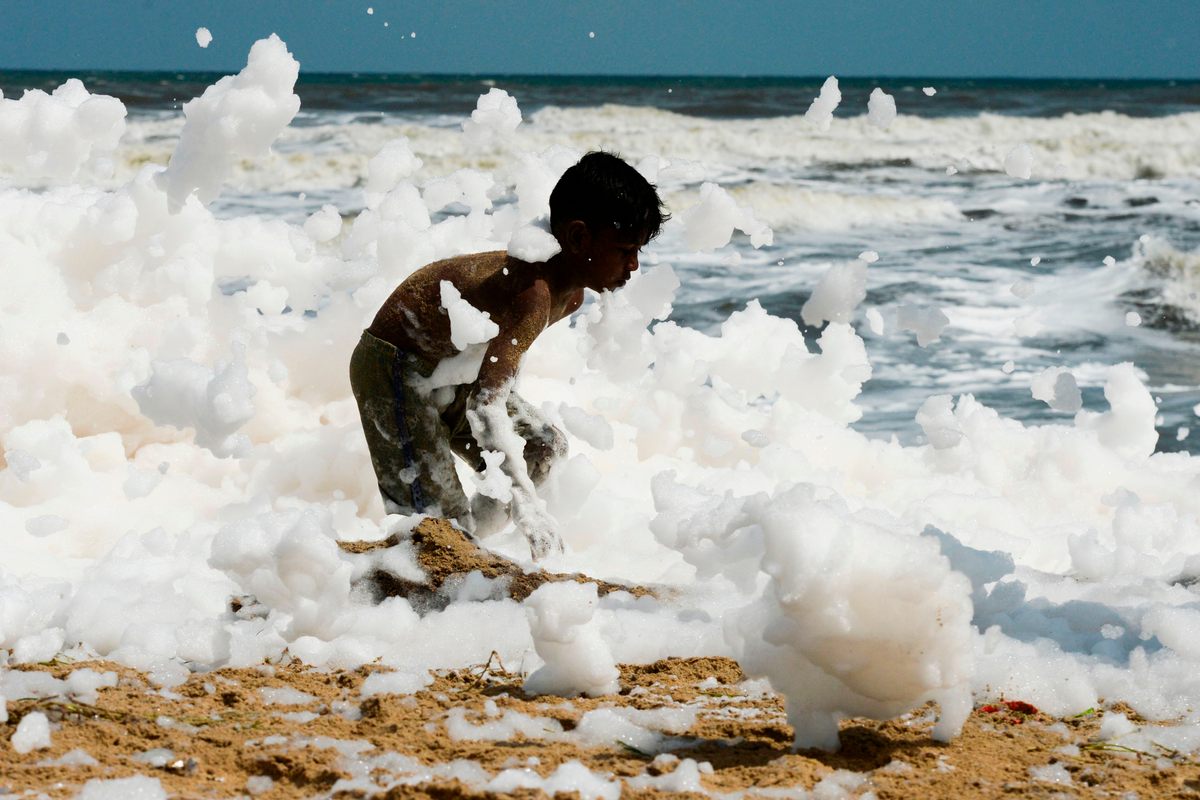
<box><xmin>978</xmin><ymin>700</ymin><xmax>1040</xmax><ymax>725</ymax></box>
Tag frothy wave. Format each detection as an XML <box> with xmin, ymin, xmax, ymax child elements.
<box><xmin>1132</xmin><ymin>235</ymin><xmax>1200</xmax><ymax>327</ymax></box>
<box><xmin>528</xmin><ymin>105</ymin><xmax>1200</xmax><ymax>181</ymax></box>
<box><xmin>689</xmin><ymin>183</ymin><xmax>961</xmax><ymax>230</ymax></box>
<box><xmin>4</xmin><ymin>101</ymin><xmax>1199</xmax><ymax>197</ymax></box>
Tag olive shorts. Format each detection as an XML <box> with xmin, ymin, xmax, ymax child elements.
<box><xmin>348</xmin><ymin>330</ymin><xmax>566</xmax><ymax>522</ymax></box>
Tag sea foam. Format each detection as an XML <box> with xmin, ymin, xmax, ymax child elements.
<box><xmin>3</xmin><ymin>37</ymin><xmax>1200</xmax><ymax>754</ymax></box>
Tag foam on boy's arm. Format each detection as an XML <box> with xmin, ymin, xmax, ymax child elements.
<box><xmin>439</xmin><ymin>280</ymin><xmax>499</xmax><ymax>351</ymax></box>
<box><xmin>467</xmin><ymin>391</ymin><xmax>562</xmax><ymax>559</ymax></box>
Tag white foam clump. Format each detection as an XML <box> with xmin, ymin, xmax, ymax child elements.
<box><xmin>867</xmin><ymin>88</ymin><xmax>897</xmax><ymax>129</ymax></box>
<box><xmin>625</xmin><ymin>757</ymin><xmax>707</xmax><ymax>793</ymax></box>
<box><xmin>923</xmin><ymin>87</ymin><xmax>937</xmax><ymax>96</ymax></box>
<box><xmin>210</xmin><ymin>509</ymin><xmax>364</xmax><ymax>646</ymax></box>
<box><xmin>0</xmin><ymin>79</ymin><xmax>125</xmax><ymax>181</ymax></box>
<box><xmin>247</xmin><ymin>775</ymin><xmax>274</xmax><ymax>795</ymax></box>
<box><xmin>470</xmin><ymin>450</ymin><xmax>514</xmax><ymax>503</ymax></box>
<box><xmin>0</xmin><ymin>669</ymin><xmax>118</xmax><ymax>706</ymax></box>
<box><xmin>462</xmin><ymin>87</ymin><xmax>522</xmax><ymax>147</ymax></box>
<box><xmin>440</xmin><ymin>281</ymin><xmax>500</xmax><ymax>350</ymax></box>
<box><xmin>1074</xmin><ymin>362</ymin><xmax>1159</xmax><ymax>460</ymax></box>
<box><xmin>805</xmin><ymin>76</ymin><xmax>842</xmax><ymax>131</ymax></box>
<box><xmin>558</xmin><ymin>405</ymin><xmax>614</xmax><ymax>450</ymax></box>
<box><xmin>1031</xmin><ymin>367</ymin><xmax>1083</xmax><ymax>413</ymax></box>
<box><xmin>446</xmin><ymin>703</ymin><xmax>563</xmax><ymax>741</ymax></box>
<box><xmin>364</xmin><ymin>137</ymin><xmax>423</xmax><ymax>201</ymax></box>
<box><xmin>133</xmin><ymin>748</ymin><xmax>174</xmax><ymax>767</ymax></box>
<box><xmin>361</xmin><ymin>669</ymin><xmax>433</xmax><ymax>697</ymax></box>
<box><xmin>1004</xmin><ymin>144</ymin><xmax>1034</xmax><ymax>179</ymax></box>
<box><xmin>487</xmin><ymin>760</ymin><xmax>619</xmax><ymax>800</ymax></box>
<box><xmin>719</xmin><ymin>485</ymin><xmax>974</xmax><ymax>749</ymax></box>
<box><xmin>813</xmin><ymin>770</ymin><xmax>869</xmax><ymax>797</ymax></box>
<box><xmin>12</xmin><ymin>627</ymin><xmax>65</xmax><ymax>662</ymax></box>
<box><xmin>260</xmin><ymin>686</ymin><xmax>317</xmax><ymax>705</ymax></box>
<box><xmin>1029</xmin><ymin>763</ymin><xmax>1073</xmax><ymax>785</ymax></box>
<box><xmin>572</xmin><ymin>706</ymin><xmax>696</xmax><ymax>751</ymax></box>
<box><xmin>39</xmin><ymin>748</ymin><xmax>100</xmax><ymax>766</ymax></box>
<box><xmin>304</xmin><ymin>204</ymin><xmax>343</xmax><ymax>242</ymax></box>
<box><xmin>917</xmin><ymin>395</ymin><xmax>964</xmax><ymax>449</ymax></box>
<box><xmin>801</xmin><ymin>258</ymin><xmax>867</xmax><ymax>326</ymax></box>
<box><xmin>866</xmin><ymin>307</ymin><xmax>885</xmax><ymax>334</ymax></box>
<box><xmin>895</xmin><ymin>304</ymin><xmax>949</xmax><ymax>346</ymax></box>
<box><xmin>12</xmin><ymin>710</ymin><xmax>52</xmax><ymax>753</ymax></box>
<box><xmin>523</xmin><ymin>582</ymin><xmax>619</xmax><ymax>698</ymax></box>
<box><xmin>158</xmin><ymin>34</ymin><xmax>300</xmax><ymax>211</ymax></box>
<box><xmin>195</xmin><ymin>27</ymin><xmax>213</xmax><ymax>48</ymax></box>
<box><xmin>77</xmin><ymin>775</ymin><xmax>168</xmax><ymax>800</ymax></box>
<box><xmin>131</xmin><ymin>344</ymin><xmax>256</xmax><ymax>456</ymax></box>
<box><xmin>508</xmin><ymin>223</ymin><xmax>561</xmax><ymax>262</ymax></box>
<box><xmin>679</xmin><ymin>182</ymin><xmax>773</xmax><ymax>251</ymax></box>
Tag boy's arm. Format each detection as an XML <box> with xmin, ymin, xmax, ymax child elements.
<box><xmin>474</xmin><ymin>283</ymin><xmax>550</xmax><ymax>402</ymax></box>
<box><xmin>466</xmin><ymin>283</ymin><xmax>563</xmax><ymax>559</ymax></box>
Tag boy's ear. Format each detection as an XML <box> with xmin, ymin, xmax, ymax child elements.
<box><xmin>561</xmin><ymin>220</ymin><xmax>591</xmax><ymax>256</ymax></box>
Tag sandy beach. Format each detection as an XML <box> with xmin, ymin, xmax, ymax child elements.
<box><xmin>5</xmin><ymin>654</ymin><xmax>1199</xmax><ymax>798</ymax></box>
<box><xmin>5</xmin><ymin>520</ymin><xmax>1200</xmax><ymax>798</ymax></box>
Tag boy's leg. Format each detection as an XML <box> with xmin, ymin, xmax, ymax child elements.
<box><xmin>349</xmin><ymin>332</ymin><xmax>421</xmax><ymax>515</ymax></box>
<box><xmin>440</xmin><ymin>384</ymin><xmax>507</xmax><ymax>536</ymax></box>
<box><xmin>349</xmin><ymin>332</ymin><xmax>472</xmax><ymax>525</ymax></box>
<box><xmin>401</xmin><ymin>373</ymin><xmax>474</xmax><ymax>525</ymax></box>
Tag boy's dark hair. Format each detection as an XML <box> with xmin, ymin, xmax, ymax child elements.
<box><xmin>549</xmin><ymin>151</ymin><xmax>668</xmax><ymax>245</ymax></box>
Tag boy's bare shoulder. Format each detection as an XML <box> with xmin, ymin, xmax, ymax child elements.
<box><xmin>420</xmin><ymin>250</ymin><xmax>510</xmax><ymax>281</ymax></box>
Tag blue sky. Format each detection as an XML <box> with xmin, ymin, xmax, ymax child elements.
<box><xmin>4</xmin><ymin>1</ymin><xmax>1198</xmax><ymax>78</ymax></box>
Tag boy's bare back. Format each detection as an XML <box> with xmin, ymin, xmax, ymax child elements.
<box><xmin>368</xmin><ymin>251</ymin><xmax>583</xmax><ymax>397</ymax></box>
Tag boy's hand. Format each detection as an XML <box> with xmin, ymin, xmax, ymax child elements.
<box><xmin>516</xmin><ymin>503</ymin><xmax>563</xmax><ymax>560</ymax></box>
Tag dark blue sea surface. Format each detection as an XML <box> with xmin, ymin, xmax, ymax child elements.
<box><xmin>3</xmin><ymin>71</ymin><xmax>1199</xmax><ymax>119</ymax></box>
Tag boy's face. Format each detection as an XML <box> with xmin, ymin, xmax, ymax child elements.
<box><xmin>582</xmin><ymin>226</ymin><xmax>642</xmax><ymax>292</ymax></box>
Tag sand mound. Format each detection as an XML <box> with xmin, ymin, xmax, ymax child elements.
<box><xmin>340</xmin><ymin>517</ymin><xmax>656</xmax><ymax>611</ymax></box>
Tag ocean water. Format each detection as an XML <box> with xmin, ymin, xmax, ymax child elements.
<box><xmin>6</xmin><ymin>71</ymin><xmax>1198</xmax><ymax>449</ymax></box>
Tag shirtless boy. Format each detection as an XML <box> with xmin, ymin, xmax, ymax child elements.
<box><xmin>350</xmin><ymin>152</ymin><xmax>668</xmax><ymax>560</ymax></box>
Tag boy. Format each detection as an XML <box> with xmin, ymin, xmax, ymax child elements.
<box><xmin>350</xmin><ymin>152</ymin><xmax>668</xmax><ymax>560</ymax></box>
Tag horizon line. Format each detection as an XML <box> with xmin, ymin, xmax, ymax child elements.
<box><xmin>1</xmin><ymin>68</ymin><xmax>1198</xmax><ymax>84</ymax></box>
